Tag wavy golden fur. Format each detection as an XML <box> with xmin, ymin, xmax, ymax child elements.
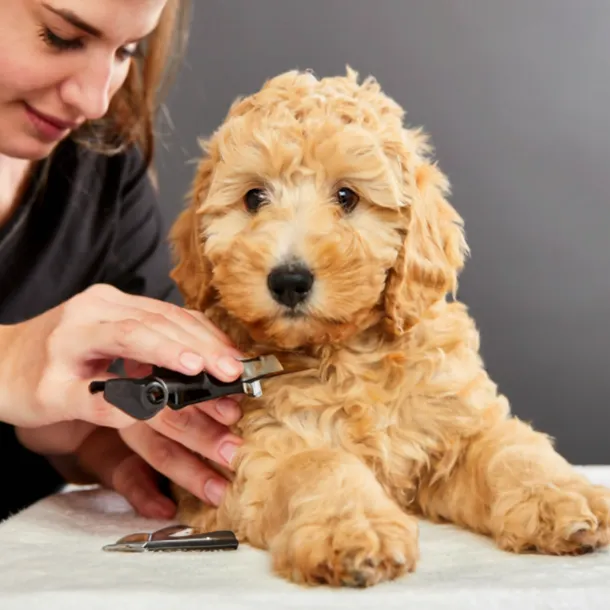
<box><xmin>168</xmin><ymin>67</ymin><xmax>610</xmax><ymax>587</ymax></box>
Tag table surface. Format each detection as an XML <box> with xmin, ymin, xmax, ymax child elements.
<box><xmin>0</xmin><ymin>466</ymin><xmax>608</xmax><ymax>610</ymax></box>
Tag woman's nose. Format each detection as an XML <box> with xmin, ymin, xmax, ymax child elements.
<box><xmin>59</xmin><ymin>59</ymin><xmax>116</xmax><ymax>121</ymax></box>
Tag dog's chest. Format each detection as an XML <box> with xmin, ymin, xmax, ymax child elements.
<box><xmin>242</xmin><ymin>355</ymin><xmax>446</xmax><ymax>474</ymax></box>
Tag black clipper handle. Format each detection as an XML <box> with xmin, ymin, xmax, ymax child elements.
<box><xmin>89</xmin><ymin>366</ymin><xmax>245</xmax><ymax>421</ymax></box>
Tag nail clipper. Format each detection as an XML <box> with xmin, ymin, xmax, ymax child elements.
<box><xmin>89</xmin><ymin>354</ymin><xmax>286</xmax><ymax>421</ymax></box>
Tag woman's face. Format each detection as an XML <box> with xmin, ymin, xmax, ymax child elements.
<box><xmin>0</xmin><ymin>0</ymin><xmax>167</xmax><ymax>160</ymax></box>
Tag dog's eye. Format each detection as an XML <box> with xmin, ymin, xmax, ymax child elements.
<box><xmin>244</xmin><ymin>188</ymin><xmax>267</xmax><ymax>213</ymax></box>
<box><xmin>336</xmin><ymin>187</ymin><xmax>359</xmax><ymax>213</ymax></box>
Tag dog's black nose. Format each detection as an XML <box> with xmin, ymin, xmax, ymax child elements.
<box><xmin>267</xmin><ymin>264</ymin><xmax>314</xmax><ymax>308</ymax></box>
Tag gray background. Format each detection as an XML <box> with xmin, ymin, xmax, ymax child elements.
<box><xmin>154</xmin><ymin>0</ymin><xmax>610</xmax><ymax>465</ymax></box>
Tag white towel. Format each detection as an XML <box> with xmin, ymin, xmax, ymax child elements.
<box><xmin>0</xmin><ymin>466</ymin><xmax>608</xmax><ymax>610</ymax></box>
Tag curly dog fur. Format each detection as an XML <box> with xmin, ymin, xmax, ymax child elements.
<box><xmin>168</xmin><ymin>67</ymin><xmax>610</xmax><ymax>587</ymax></box>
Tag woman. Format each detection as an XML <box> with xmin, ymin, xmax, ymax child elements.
<box><xmin>0</xmin><ymin>0</ymin><xmax>243</xmax><ymax>522</ymax></box>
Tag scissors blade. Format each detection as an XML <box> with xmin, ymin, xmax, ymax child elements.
<box><xmin>102</xmin><ymin>530</ymin><xmax>151</xmax><ymax>552</ymax></box>
<box><xmin>103</xmin><ymin>542</ymin><xmax>149</xmax><ymax>552</ymax></box>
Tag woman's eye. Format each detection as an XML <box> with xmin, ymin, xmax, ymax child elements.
<box><xmin>39</xmin><ymin>26</ymin><xmax>139</xmax><ymax>62</ymax></box>
<box><xmin>117</xmin><ymin>44</ymin><xmax>141</xmax><ymax>61</ymax></box>
<box><xmin>244</xmin><ymin>188</ymin><xmax>267</xmax><ymax>213</ymax></box>
<box><xmin>336</xmin><ymin>187</ymin><xmax>359</xmax><ymax>213</ymax></box>
<box><xmin>39</xmin><ymin>26</ymin><xmax>83</xmax><ymax>51</ymax></box>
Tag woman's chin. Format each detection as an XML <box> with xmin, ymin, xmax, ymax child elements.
<box><xmin>0</xmin><ymin>121</ymin><xmax>64</xmax><ymax>160</ymax></box>
<box><xmin>0</xmin><ymin>138</ymin><xmax>59</xmax><ymax>161</ymax></box>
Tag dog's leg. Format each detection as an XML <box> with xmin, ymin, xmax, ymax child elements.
<box><xmin>265</xmin><ymin>449</ymin><xmax>418</xmax><ymax>587</ymax></box>
<box><xmin>177</xmin><ymin>447</ymin><xmax>419</xmax><ymax>587</ymax></box>
<box><xmin>417</xmin><ymin>417</ymin><xmax>610</xmax><ymax>555</ymax></box>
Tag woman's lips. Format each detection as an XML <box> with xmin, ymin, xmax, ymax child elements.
<box><xmin>23</xmin><ymin>103</ymin><xmax>79</xmax><ymax>142</ymax></box>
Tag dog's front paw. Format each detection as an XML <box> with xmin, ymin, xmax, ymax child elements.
<box><xmin>493</xmin><ymin>479</ymin><xmax>610</xmax><ymax>555</ymax></box>
<box><xmin>271</xmin><ymin>509</ymin><xmax>419</xmax><ymax>588</ymax></box>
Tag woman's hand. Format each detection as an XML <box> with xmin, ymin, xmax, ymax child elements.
<box><xmin>0</xmin><ymin>283</ymin><xmax>244</xmax><ymax>427</ymax></box>
<box><xmin>15</xmin><ymin>391</ymin><xmax>240</xmax><ymax>507</ymax></box>
<box><xmin>78</xmin><ymin>426</ymin><xmax>179</xmax><ymax>519</ymax></box>
<box><xmin>2</xmin><ymin>283</ymin><xmax>246</xmax><ymax>506</ymax></box>
<box><xmin>17</xmin><ymin>423</ymin><xmax>179</xmax><ymax>519</ymax></box>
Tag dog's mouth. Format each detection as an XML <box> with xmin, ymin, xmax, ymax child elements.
<box><xmin>270</xmin><ymin>301</ymin><xmax>310</xmax><ymax>322</ymax></box>
<box><xmin>282</xmin><ymin>308</ymin><xmax>307</xmax><ymax>319</ymax></box>
<box><xmin>263</xmin><ymin>260</ymin><xmax>376</xmax><ymax>331</ymax></box>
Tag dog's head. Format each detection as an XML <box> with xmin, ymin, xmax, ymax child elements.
<box><xmin>170</xmin><ymin>68</ymin><xmax>468</xmax><ymax>350</ymax></box>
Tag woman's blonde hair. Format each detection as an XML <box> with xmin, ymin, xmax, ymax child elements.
<box><xmin>71</xmin><ymin>0</ymin><xmax>192</xmax><ymax>167</ymax></box>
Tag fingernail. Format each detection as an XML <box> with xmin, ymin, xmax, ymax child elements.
<box><xmin>219</xmin><ymin>442</ymin><xmax>239</xmax><ymax>466</ymax></box>
<box><xmin>180</xmin><ymin>352</ymin><xmax>204</xmax><ymax>372</ymax></box>
<box><xmin>204</xmin><ymin>479</ymin><xmax>227</xmax><ymax>506</ymax></box>
<box><xmin>217</xmin><ymin>356</ymin><xmax>242</xmax><ymax>378</ymax></box>
<box><xmin>216</xmin><ymin>398</ymin><xmax>240</xmax><ymax>419</ymax></box>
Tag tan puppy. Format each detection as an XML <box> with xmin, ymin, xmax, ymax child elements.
<box><xmin>168</xmin><ymin>68</ymin><xmax>610</xmax><ymax>588</ymax></box>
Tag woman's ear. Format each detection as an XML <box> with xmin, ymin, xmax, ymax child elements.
<box><xmin>169</xmin><ymin>152</ymin><xmax>216</xmax><ymax>312</ymax></box>
<box><xmin>383</xmin><ymin>131</ymin><xmax>469</xmax><ymax>335</ymax></box>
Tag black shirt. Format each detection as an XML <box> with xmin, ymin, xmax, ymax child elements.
<box><xmin>0</xmin><ymin>138</ymin><xmax>179</xmax><ymax>521</ymax></box>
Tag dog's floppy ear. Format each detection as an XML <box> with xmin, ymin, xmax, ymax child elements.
<box><xmin>383</xmin><ymin>130</ymin><xmax>469</xmax><ymax>335</ymax></box>
<box><xmin>169</xmin><ymin>150</ymin><xmax>216</xmax><ymax>312</ymax></box>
